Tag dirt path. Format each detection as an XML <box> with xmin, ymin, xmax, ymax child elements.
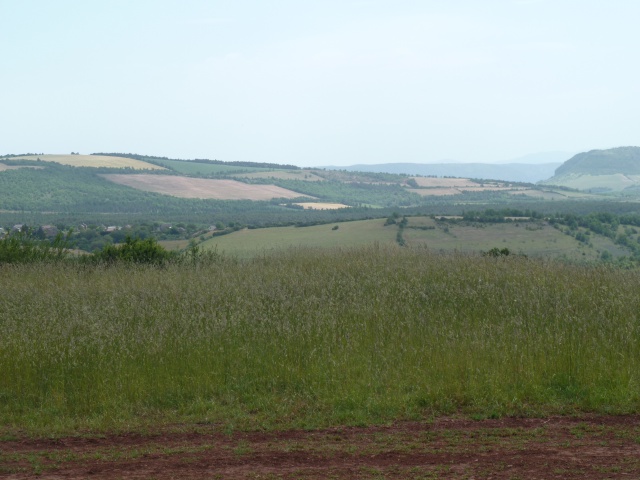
<box><xmin>2</xmin><ymin>415</ymin><xmax>639</xmax><ymax>479</ymax></box>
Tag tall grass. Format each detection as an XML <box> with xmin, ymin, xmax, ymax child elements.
<box><xmin>1</xmin><ymin>246</ymin><xmax>639</xmax><ymax>433</ymax></box>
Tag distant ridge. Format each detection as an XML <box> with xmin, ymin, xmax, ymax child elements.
<box><xmin>318</xmin><ymin>162</ymin><xmax>561</xmax><ymax>184</ymax></box>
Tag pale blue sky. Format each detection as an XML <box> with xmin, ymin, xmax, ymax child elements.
<box><xmin>2</xmin><ymin>1</ymin><xmax>639</xmax><ymax>166</ymax></box>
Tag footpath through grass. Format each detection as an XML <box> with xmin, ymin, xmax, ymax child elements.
<box><xmin>1</xmin><ymin>246</ymin><xmax>639</xmax><ymax>434</ymax></box>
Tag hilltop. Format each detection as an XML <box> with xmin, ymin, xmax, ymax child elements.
<box><xmin>542</xmin><ymin>147</ymin><xmax>640</xmax><ymax>192</ymax></box>
<box><xmin>555</xmin><ymin>147</ymin><xmax>640</xmax><ymax>176</ymax></box>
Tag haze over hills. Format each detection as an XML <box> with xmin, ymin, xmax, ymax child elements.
<box><xmin>542</xmin><ymin>147</ymin><xmax>640</xmax><ymax>192</ymax></box>
<box><xmin>318</xmin><ymin>151</ymin><xmax>573</xmax><ymax>183</ymax></box>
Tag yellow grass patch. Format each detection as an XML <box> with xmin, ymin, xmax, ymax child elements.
<box><xmin>293</xmin><ymin>202</ymin><xmax>351</xmax><ymax>210</ymax></box>
<box><xmin>102</xmin><ymin>174</ymin><xmax>310</xmax><ymax>200</ymax></box>
<box><xmin>11</xmin><ymin>155</ymin><xmax>164</xmax><ymax>170</ymax></box>
<box><xmin>408</xmin><ymin>188</ymin><xmax>460</xmax><ymax>196</ymax></box>
<box><xmin>412</xmin><ymin>177</ymin><xmax>480</xmax><ymax>187</ymax></box>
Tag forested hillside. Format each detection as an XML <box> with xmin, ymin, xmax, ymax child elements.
<box><xmin>554</xmin><ymin>147</ymin><xmax>640</xmax><ymax>176</ymax></box>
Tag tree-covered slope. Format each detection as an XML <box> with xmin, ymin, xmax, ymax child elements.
<box><xmin>554</xmin><ymin>147</ymin><xmax>640</xmax><ymax>176</ymax></box>
<box><xmin>540</xmin><ymin>147</ymin><xmax>640</xmax><ymax>193</ymax></box>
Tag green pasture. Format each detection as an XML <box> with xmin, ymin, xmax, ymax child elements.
<box><xmin>402</xmin><ymin>217</ymin><xmax>619</xmax><ymax>261</ymax></box>
<box><xmin>545</xmin><ymin>173</ymin><xmax>640</xmax><ymax>192</ymax></box>
<box><xmin>507</xmin><ymin>188</ymin><xmax>593</xmax><ymax>200</ymax></box>
<box><xmin>2</xmin><ymin>247</ymin><xmax>640</xmax><ymax>435</ymax></box>
<box><xmin>201</xmin><ymin>218</ymin><xmax>398</xmax><ymax>258</ymax></box>
<box><xmin>150</xmin><ymin>158</ymin><xmax>267</xmax><ymax>175</ymax></box>
<box><xmin>200</xmin><ymin>216</ymin><xmax>626</xmax><ymax>261</ymax></box>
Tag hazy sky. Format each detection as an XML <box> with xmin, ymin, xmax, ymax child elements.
<box><xmin>2</xmin><ymin>1</ymin><xmax>639</xmax><ymax>166</ymax></box>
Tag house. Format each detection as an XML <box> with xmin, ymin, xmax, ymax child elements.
<box><xmin>39</xmin><ymin>225</ymin><xmax>59</xmax><ymax>237</ymax></box>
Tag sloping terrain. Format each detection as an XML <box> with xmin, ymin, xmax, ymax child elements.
<box><xmin>543</xmin><ymin>147</ymin><xmax>640</xmax><ymax>192</ymax></box>
<box><xmin>555</xmin><ymin>146</ymin><xmax>640</xmax><ymax>176</ymax></box>
<box><xmin>101</xmin><ymin>174</ymin><xmax>311</xmax><ymax>200</ymax></box>
<box><xmin>10</xmin><ymin>154</ymin><xmax>165</xmax><ymax>170</ymax></box>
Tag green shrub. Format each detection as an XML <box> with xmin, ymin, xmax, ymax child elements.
<box><xmin>483</xmin><ymin>247</ymin><xmax>511</xmax><ymax>257</ymax></box>
<box><xmin>0</xmin><ymin>230</ymin><xmax>70</xmax><ymax>264</ymax></box>
<box><xmin>90</xmin><ymin>236</ymin><xmax>175</xmax><ymax>265</ymax></box>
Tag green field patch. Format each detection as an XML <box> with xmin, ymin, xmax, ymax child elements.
<box><xmin>148</xmin><ymin>158</ymin><xmax>266</xmax><ymax>175</ymax></box>
<box><xmin>543</xmin><ymin>173</ymin><xmax>640</xmax><ymax>192</ymax></box>
<box><xmin>200</xmin><ymin>216</ymin><xmax>636</xmax><ymax>260</ymax></box>
<box><xmin>201</xmin><ymin>218</ymin><xmax>397</xmax><ymax>257</ymax></box>
<box><xmin>403</xmin><ymin>218</ymin><xmax>599</xmax><ymax>260</ymax></box>
<box><xmin>232</xmin><ymin>170</ymin><xmax>325</xmax><ymax>181</ymax></box>
<box><xmin>507</xmin><ymin>189</ymin><xmax>580</xmax><ymax>200</ymax></box>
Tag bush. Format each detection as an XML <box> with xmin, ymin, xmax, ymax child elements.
<box><xmin>0</xmin><ymin>230</ymin><xmax>71</xmax><ymax>264</ymax></box>
<box><xmin>483</xmin><ymin>247</ymin><xmax>511</xmax><ymax>257</ymax></box>
<box><xmin>90</xmin><ymin>236</ymin><xmax>175</xmax><ymax>265</ymax></box>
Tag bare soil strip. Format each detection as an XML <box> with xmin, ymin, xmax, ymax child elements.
<box><xmin>101</xmin><ymin>174</ymin><xmax>309</xmax><ymax>200</ymax></box>
<box><xmin>2</xmin><ymin>415</ymin><xmax>639</xmax><ymax>479</ymax></box>
<box><xmin>293</xmin><ymin>202</ymin><xmax>351</xmax><ymax>210</ymax></box>
<box><xmin>412</xmin><ymin>178</ymin><xmax>481</xmax><ymax>188</ymax></box>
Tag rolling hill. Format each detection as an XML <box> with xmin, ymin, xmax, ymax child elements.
<box><xmin>321</xmin><ymin>162</ymin><xmax>562</xmax><ymax>183</ymax></box>
<box><xmin>541</xmin><ymin>147</ymin><xmax>640</xmax><ymax>192</ymax></box>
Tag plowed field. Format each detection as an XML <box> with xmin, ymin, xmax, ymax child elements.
<box><xmin>3</xmin><ymin>415</ymin><xmax>639</xmax><ymax>479</ymax></box>
<box><xmin>101</xmin><ymin>174</ymin><xmax>310</xmax><ymax>200</ymax></box>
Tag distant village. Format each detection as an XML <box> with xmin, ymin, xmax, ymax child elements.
<box><xmin>0</xmin><ymin>222</ymin><xmax>221</xmax><ymax>252</ymax></box>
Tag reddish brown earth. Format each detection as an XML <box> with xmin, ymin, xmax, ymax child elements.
<box><xmin>100</xmin><ymin>174</ymin><xmax>308</xmax><ymax>200</ymax></box>
<box><xmin>2</xmin><ymin>415</ymin><xmax>640</xmax><ymax>479</ymax></box>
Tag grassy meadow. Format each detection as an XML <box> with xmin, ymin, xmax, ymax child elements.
<box><xmin>145</xmin><ymin>158</ymin><xmax>267</xmax><ymax>175</ymax></box>
<box><xmin>1</xmin><ymin>246</ymin><xmax>640</xmax><ymax>435</ymax></box>
<box><xmin>202</xmin><ymin>219</ymin><xmax>399</xmax><ymax>258</ymax></box>
<box><xmin>544</xmin><ymin>173</ymin><xmax>640</xmax><ymax>192</ymax></box>
<box><xmin>202</xmin><ymin>216</ymin><xmax>624</xmax><ymax>261</ymax></box>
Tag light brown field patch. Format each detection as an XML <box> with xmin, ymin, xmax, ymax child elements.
<box><xmin>412</xmin><ymin>177</ymin><xmax>480</xmax><ymax>188</ymax></box>
<box><xmin>409</xmin><ymin>184</ymin><xmax>527</xmax><ymax>196</ymax></box>
<box><xmin>293</xmin><ymin>202</ymin><xmax>351</xmax><ymax>210</ymax></box>
<box><xmin>408</xmin><ymin>188</ymin><xmax>461</xmax><ymax>196</ymax></box>
<box><xmin>102</xmin><ymin>174</ymin><xmax>310</xmax><ymax>200</ymax></box>
<box><xmin>11</xmin><ymin>154</ymin><xmax>164</xmax><ymax>170</ymax></box>
<box><xmin>458</xmin><ymin>185</ymin><xmax>523</xmax><ymax>192</ymax></box>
